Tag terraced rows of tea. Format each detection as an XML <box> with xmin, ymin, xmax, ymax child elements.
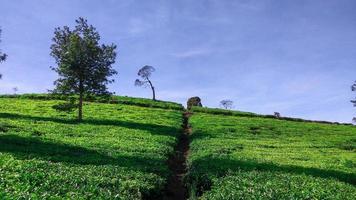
<box><xmin>0</xmin><ymin>97</ymin><xmax>182</xmax><ymax>199</ymax></box>
<box><xmin>187</xmin><ymin>108</ymin><xmax>356</xmax><ymax>199</ymax></box>
<box><xmin>1</xmin><ymin>96</ymin><xmax>355</xmax><ymax>200</ymax></box>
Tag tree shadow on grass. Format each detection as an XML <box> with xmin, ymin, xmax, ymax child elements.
<box><xmin>0</xmin><ymin>112</ymin><xmax>179</xmax><ymax>137</ymax></box>
<box><xmin>190</xmin><ymin>156</ymin><xmax>356</xmax><ymax>189</ymax></box>
<box><xmin>0</xmin><ymin>134</ymin><xmax>164</xmax><ymax>173</ymax></box>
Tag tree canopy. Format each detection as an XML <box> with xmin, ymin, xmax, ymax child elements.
<box><xmin>50</xmin><ymin>17</ymin><xmax>117</xmax><ymax>120</ymax></box>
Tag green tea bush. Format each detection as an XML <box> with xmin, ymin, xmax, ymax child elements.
<box><xmin>201</xmin><ymin>171</ymin><xmax>356</xmax><ymax>200</ymax></box>
<box><xmin>191</xmin><ymin>106</ymin><xmax>353</xmax><ymax>125</ymax></box>
<box><xmin>188</xmin><ymin>112</ymin><xmax>356</xmax><ymax>199</ymax></box>
<box><xmin>52</xmin><ymin>97</ymin><xmax>78</xmax><ymax>113</ymax></box>
<box><xmin>0</xmin><ymin>94</ymin><xmax>184</xmax><ymax>111</ymax></box>
<box><xmin>0</xmin><ymin>98</ymin><xmax>182</xmax><ymax>199</ymax></box>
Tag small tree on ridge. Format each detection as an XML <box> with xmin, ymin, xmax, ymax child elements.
<box><xmin>351</xmin><ymin>81</ymin><xmax>356</xmax><ymax>122</ymax></box>
<box><xmin>135</xmin><ymin>65</ymin><xmax>156</xmax><ymax>101</ymax></box>
<box><xmin>220</xmin><ymin>99</ymin><xmax>234</xmax><ymax>110</ymax></box>
<box><xmin>0</xmin><ymin>28</ymin><xmax>8</xmax><ymax>79</ymax></box>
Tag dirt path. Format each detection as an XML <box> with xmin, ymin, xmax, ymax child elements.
<box><xmin>163</xmin><ymin>112</ymin><xmax>192</xmax><ymax>200</ymax></box>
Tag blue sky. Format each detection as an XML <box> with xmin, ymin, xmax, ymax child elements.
<box><xmin>0</xmin><ymin>0</ymin><xmax>355</xmax><ymax>122</ymax></box>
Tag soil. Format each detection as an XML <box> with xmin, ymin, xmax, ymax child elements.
<box><xmin>162</xmin><ymin>112</ymin><xmax>192</xmax><ymax>200</ymax></box>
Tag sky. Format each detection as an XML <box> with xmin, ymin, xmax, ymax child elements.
<box><xmin>0</xmin><ymin>0</ymin><xmax>355</xmax><ymax>123</ymax></box>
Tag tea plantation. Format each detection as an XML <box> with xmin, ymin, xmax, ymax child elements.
<box><xmin>0</xmin><ymin>97</ymin><xmax>182</xmax><ymax>199</ymax></box>
<box><xmin>0</xmin><ymin>96</ymin><xmax>355</xmax><ymax>199</ymax></box>
<box><xmin>188</xmin><ymin>108</ymin><xmax>356</xmax><ymax>199</ymax></box>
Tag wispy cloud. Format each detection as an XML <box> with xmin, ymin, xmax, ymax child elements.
<box><xmin>170</xmin><ymin>47</ymin><xmax>212</xmax><ymax>58</ymax></box>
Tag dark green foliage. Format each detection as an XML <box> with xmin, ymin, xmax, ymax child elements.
<box><xmin>50</xmin><ymin>17</ymin><xmax>117</xmax><ymax>120</ymax></box>
<box><xmin>0</xmin><ymin>122</ymin><xmax>16</xmax><ymax>133</ymax></box>
<box><xmin>52</xmin><ymin>97</ymin><xmax>77</xmax><ymax>113</ymax></box>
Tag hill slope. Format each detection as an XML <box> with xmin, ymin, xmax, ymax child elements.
<box><xmin>187</xmin><ymin>107</ymin><xmax>356</xmax><ymax>199</ymax></box>
<box><xmin>0</xmin><ymin>96</ymin><xmax>355</xmax><ymax>199</ymax></box>
<box><xmin>0</xmin><ymin>97</ymin><xmax>182</xmax><ymax>199</ymax></box>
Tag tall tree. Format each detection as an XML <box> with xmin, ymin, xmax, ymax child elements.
<box><xmin>0</xmin><ymin>28</ymin><xmax>8</xmax><ymax>79</ymax></box>
<box><xmin>135</xmin><ymin>65</ymin><xmax>156</xmax><ymax>101</ymax></box>
<box><xmin>50</xmin><ymin>18</ymin><xmax>117</xmax><ymax>121</ymax></box>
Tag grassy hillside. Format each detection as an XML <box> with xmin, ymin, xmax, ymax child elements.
<box><xmin>187</xmin><ymin>107</ymin><xmax>356</xmax><ymax>199</ymax></box>
<box><xmin>0</xmin><ymin>97</ymin><xmax>182</xmax><ymax>199</ymax></box>
<box><xmin>1</xmin><ymin>96</ymin><xmax>355</xmax><ymax>199</ymax></box>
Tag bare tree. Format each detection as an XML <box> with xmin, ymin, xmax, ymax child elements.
<box><xmin>220</xmin><ymin>99</ymin><xmax>234</xmax><ymax>110</ymax></box>
<box><xmin>135</xmin><ymin>65</ymin><xmax>156</xmax><ymax>101</ymax></box>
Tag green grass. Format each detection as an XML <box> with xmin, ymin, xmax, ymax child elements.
<box><xmin>0</xmin><ymin>98</ymin><xmax>182</xmax><ymax>199</ymax></box>
<box><xmin>187</xmin><ymin>109</ymin><xmax>356</xmax><ymax>199</ymax></box>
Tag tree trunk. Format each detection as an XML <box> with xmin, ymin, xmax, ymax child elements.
<box><xmin>152</xmin><ymin>86</ymin><xmax>156</xmax><ymax>101</ymax></box>
<box><xmin>147</xmin><ymin>79</ymin><xmax>156</xmax><ymax>101</ymax></box>
<box><xmin>78</xmin><ymin>91</ymin><xmax>83</xmax><ymax>121</ymax></box>
<box><xmin>78</xmin><ymin>81</ymin><xmax>84</xmax><ymax>121</ymax></box>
